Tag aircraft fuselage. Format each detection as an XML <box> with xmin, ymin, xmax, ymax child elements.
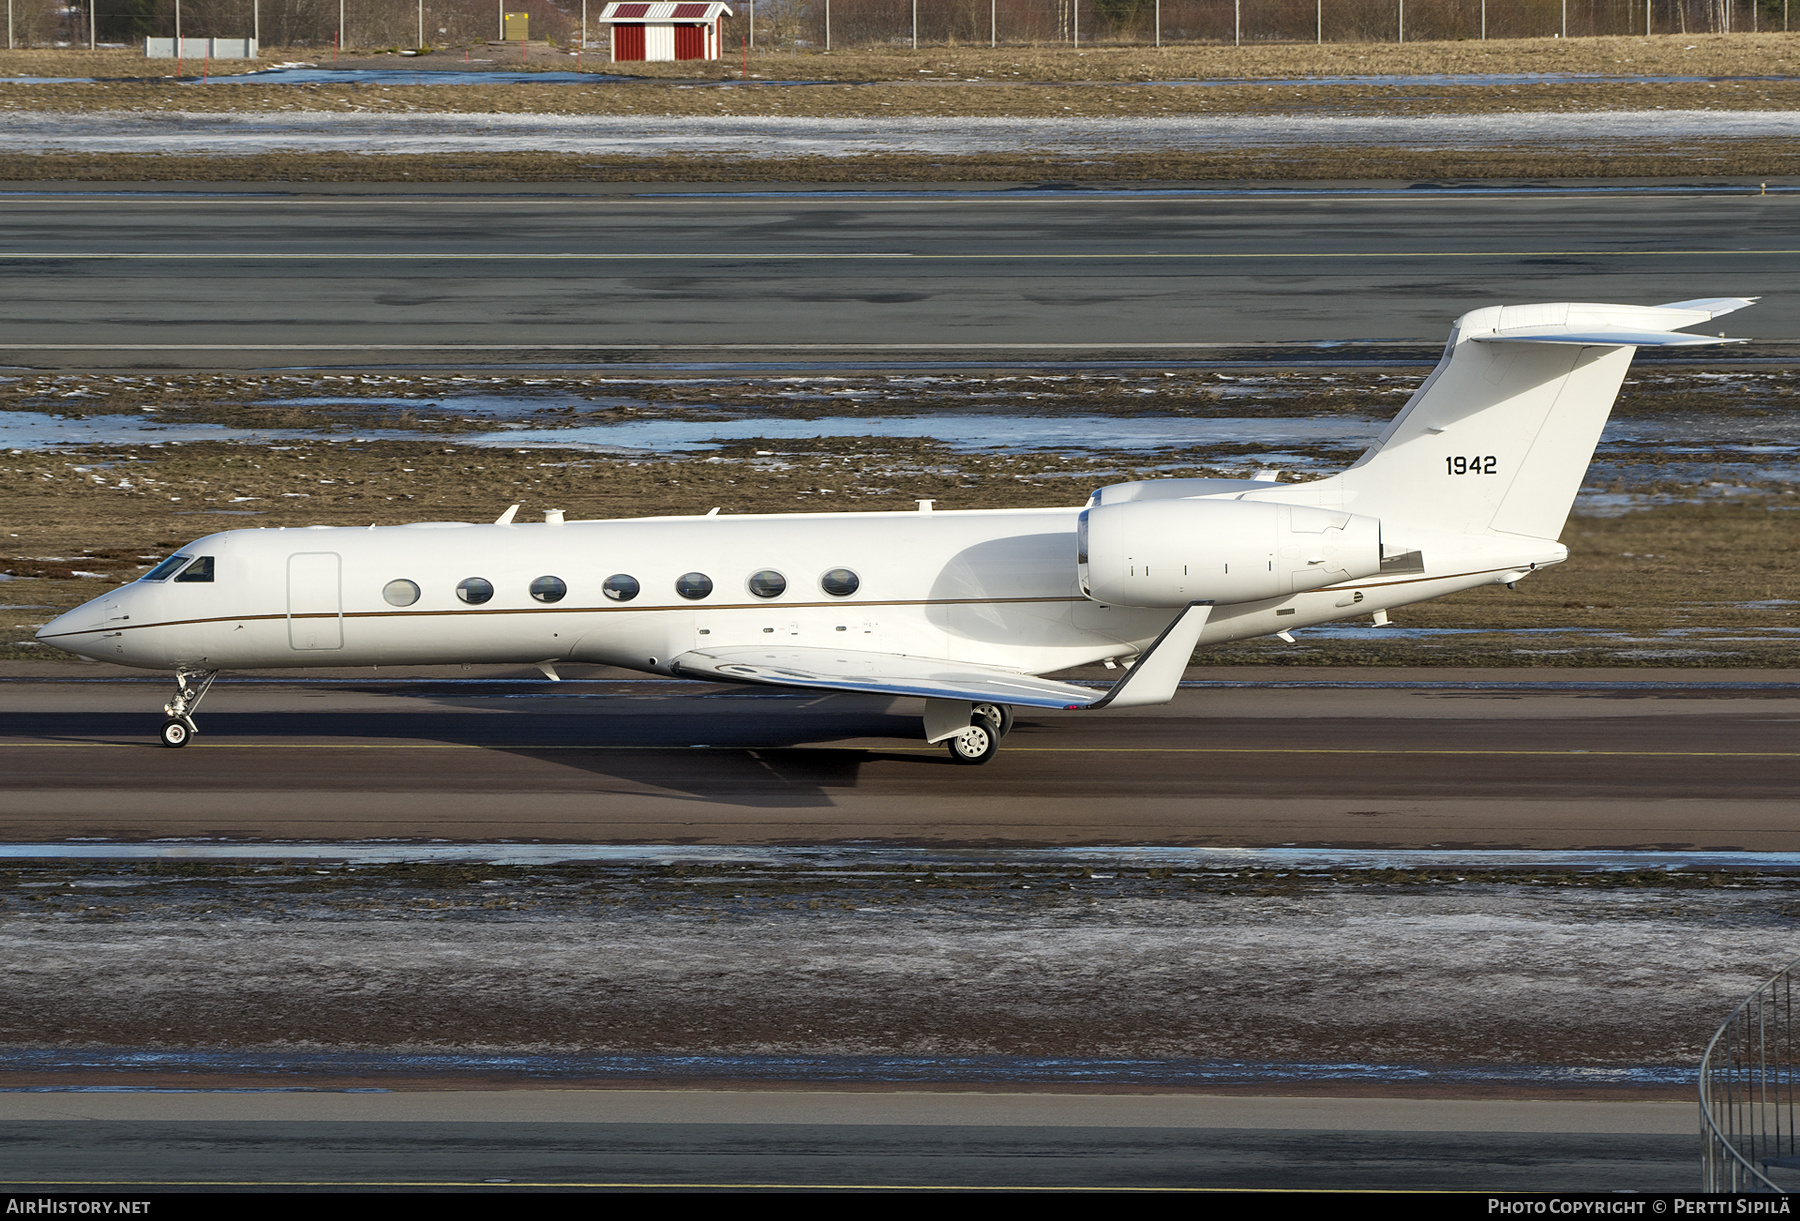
<box><xmin>40</xmin><ymin>504</ymin><xmax>1554</xmax><ymax>677</ymax></box>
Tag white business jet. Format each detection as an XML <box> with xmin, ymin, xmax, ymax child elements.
<box><xmin>37</xmin><ymin>298</ymin><xmax>1753</xmax><ymax>762</ymax></box>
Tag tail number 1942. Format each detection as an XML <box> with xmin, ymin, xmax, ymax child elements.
<box><xmin>1446</xmin><ymin>456</ymin><xmax>1498</xmax><ymax>475</ymax></box>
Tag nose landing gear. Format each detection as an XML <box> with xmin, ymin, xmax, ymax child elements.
<box><xmin>159</xmin><ymin>668</ymin><xmax>218</xmax><ymax>748</ymax></box>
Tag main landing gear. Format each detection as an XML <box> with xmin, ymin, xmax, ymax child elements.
<box><xmin>946</xmin><ymin>702</ymin><xmax>1014</xmax><ymax>766</ymax></box>
<box><xmin>159</xmin><ymin>668</ymin><xmax>218</xmax><ymax>748</ymax></box>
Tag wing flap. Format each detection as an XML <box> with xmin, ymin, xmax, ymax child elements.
<box><xmin>671</xmin><ymin>646</ymin><xmax>1103</xmax><ymax>709</ymax></box>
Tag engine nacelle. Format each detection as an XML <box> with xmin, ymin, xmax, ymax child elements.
<box><xmin>1078</xmin><ymin>498</ymin><xmax>1384</xmax><ymax>608</ymax></box>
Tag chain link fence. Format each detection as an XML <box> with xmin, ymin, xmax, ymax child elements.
<box><xmin>8</xmin><ymin>0</ymin><xmax>1791</xmax><ymax>49</ymax></box>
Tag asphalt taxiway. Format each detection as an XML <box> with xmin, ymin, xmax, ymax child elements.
<box><xmin>1</xmin><ymin>183</ymin><xmax>1796</xmax><ymax>368</ymax></box>
<box><xmin>3</xmin><ymin>666</ymin><xmax>1795</xmax><ymax>848</ymax></box>
<box><xmin>0</xmin><ymin>1091</ymin><xmax>1701</xmax><ymax>1192</ymax></box>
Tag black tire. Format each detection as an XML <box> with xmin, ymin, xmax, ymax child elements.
<box><xmin>971</xmin><ymin>702</ymin><xmax>1014</xmax><ymax>738</ymax></box>
<box><xmin>159</xmin><ymin>719</ymin><xmax>191</xmax><ymax>748</ymax></box>
<box><xmin>946</xmin><ymin>717</ymin><xmax>999</xmax><ymax>765</ymax></box>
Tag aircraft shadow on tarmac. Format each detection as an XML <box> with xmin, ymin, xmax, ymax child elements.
<box><xmin>7</xmin><ymin>689</ymin><xmax>963</xmax><ymax>805</ymax></box>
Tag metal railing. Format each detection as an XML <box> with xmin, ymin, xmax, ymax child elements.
<box><xmin>1700</xmin><ymin>955</ymin><xmax>1800</xmax><ymax>1192</ymax></box>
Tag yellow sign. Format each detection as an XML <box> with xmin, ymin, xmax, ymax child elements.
<box><xmin>503</xmin><ymin>11</ymin><xmax>529</xmax><ymax>39</ymax></box>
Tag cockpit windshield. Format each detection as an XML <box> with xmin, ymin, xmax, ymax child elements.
<box><xmin>141</xmin><ymin>555</ymin><xmax>191</xmax><ymax>582</ymax></box>
<box><xmin>173</xmin><ymin>556</ymin><xmax>215</xmax><ymax>583</ymax></box>
<box><xmin>140</xmin><ymin>555</ymin><xmax>215</xmax><ymax>583</ymax></box>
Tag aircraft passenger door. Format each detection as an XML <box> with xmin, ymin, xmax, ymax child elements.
<box><xmin>287</xmin><ymin>552</ymin><xmax>343</xmax><ymax>650</ymax></box>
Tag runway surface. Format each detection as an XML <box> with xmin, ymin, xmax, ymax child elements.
<box><xmin>0</xmin><ymin>1091</ymin><xmax>1702</xmax><ymax>1192</ymax></box>
<box><xmin>1</xmin><ymin>184</ymin><xmax>1795</xmax><ymax>368</ymax></box>
<box><xmin>4</xmin><ymin>666</ymin><xmax>1796</xmax><ymax>847</ymax></box>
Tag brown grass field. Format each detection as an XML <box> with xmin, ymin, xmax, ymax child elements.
<box><xmin>5</xmin><ymin>36</ymin><xmax>1797</xmax><ymax>182</ymax></box>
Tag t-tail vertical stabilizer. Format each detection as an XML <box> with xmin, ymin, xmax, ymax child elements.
<box><xmin>1285</xmin><ymin>298</ymin><xmax>1755</xmax><ymax>542</ymax></box>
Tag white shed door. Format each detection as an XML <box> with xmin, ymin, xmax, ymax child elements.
<box><xmin>645</xmin><ymin>24</ymin><xmax>674</xmax><ymax>60</ymax></box>
<box><xmin>287</xmin><ymin>552</ymin><xmax>343</xmax><ymax>650</ymax></box>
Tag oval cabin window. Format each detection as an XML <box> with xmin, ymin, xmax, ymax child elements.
<box><xmin>747</xmin><ymin>569</ymin><xmax>786</xmax><ymax>599</ymax></box>
<box><xmin>602</xmin><ymin>574</ymin><xmax>640</xmax><ymax>603</ymax></box>
<box><xmin>529</xmin><ymin>576</ymin><xmax>567</xmax><ymax>604</ymax></box>
<box><xmin>675</xmin><ymin>572</ymin><xmax>713</xmax><ymax>601</ymax></box>
<box><xmin>456</xmin><ymin>577</ymin><xmax>494</xmax><ymax>605</ymax></box>
<box><xmin>820</xmin><ymin>568</ymin><xmax>860</xmax><ymax>597</ymax></box>
<box><xmin>383</xmin><ymin>579</ymin><xmax>420</xmax><ymax>607</ymax></box>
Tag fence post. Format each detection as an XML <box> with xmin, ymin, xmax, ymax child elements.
<box><xmin>1234</xmin><ymin>0</ymin><xmax>1240</xmax><ymax>45</ymax></box>
<box><xmin>991</xmin><ymin>0</ymin><xmax>995</xmax><ymax>47</ymax></box>
<box><xmin>1317</xmin><ymin>0</ymin><xmax>1322</xmax><ymax>43</ymax></box>
<box><xmin>1398</xmin><ymin>0</ymin><xmax>1404</xmax><ymax>42</ymax></box>
<box><xmin>911</xmin><ymin>0</ymin><xmax>915</xmax><ymax>48</ymax></box>
<box><xmin>1073</xmin><ymin>0</ymin><xmax>1079</xmax><ymax>47</ymax></box>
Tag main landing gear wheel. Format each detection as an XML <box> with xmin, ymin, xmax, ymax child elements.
<box><xmin>946</xmin><ymin>711</ymin><xmax>1002</xmax><ymax>766</ymax></box>
<box><xmin>970</xmin><ymin>702</ymin><xmax>1014</xmax><ymax>739</ymax></box>
<box><xmin>159</xmin><ymin>718</ymin><xmax>192</xmax><ymax>748</ymax></box>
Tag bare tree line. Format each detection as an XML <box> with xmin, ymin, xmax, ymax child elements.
<box><xmin>5</xmin><ymin>0</ymin><xmax>1788</xmax><ymax>48</ymax></box>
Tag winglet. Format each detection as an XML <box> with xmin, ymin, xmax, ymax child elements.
<box><xmin>495</xmin><ymin>504</ymin><xmax>520</xmax><ymax>525</ymax></box>
<box><xmin>1082</xmin><ymin>602</ymin><xmax>1212</xmax><ymax>711</ymax></box>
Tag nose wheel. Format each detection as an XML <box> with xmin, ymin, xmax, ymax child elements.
<box><xmin>159</xmin><ymin>668</ymin><xmax>218</xmax><ymax>748</ymax></box>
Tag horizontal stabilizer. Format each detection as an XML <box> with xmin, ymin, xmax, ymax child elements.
<box><xmin>1473</xmin><ymin>329</ymin><xmax>1747</xmax><ymax>347</ymax></box>
<box><xmin>1465</xmin><ymin>300</ymin><xmax>1756</xmax><ymax>348</ymax></box>
<box><xmin>1657</xmin><ymin>297</ymin><xmax>1759</xmax><ymax>318</ymax></box>
<box><xmin>671</xmin><ymin>646</ymin><xmax>1103</xmax><ymax>709</ymax></box>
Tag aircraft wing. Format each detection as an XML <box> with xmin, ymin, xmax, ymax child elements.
<box><xmin>670</xmin><ymin>603</ymin><xmax>1215</xmax><ymax>712</ymax></box>
<box><xmin>670</xmin><ymin>646</ymin><xmax>1105</xmax><ymax>709</ymax></box>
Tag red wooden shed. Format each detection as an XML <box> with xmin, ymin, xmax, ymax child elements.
<box><xmin>598</xmin><ymin>2</ymin><xmax>734</xmax><ymax>63</ymax></box>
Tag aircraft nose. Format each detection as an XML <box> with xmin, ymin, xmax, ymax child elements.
<box><xmin>35</xmin><ymin>606</ymin><xmax>99</xmax><ymax>658</ymax></box>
